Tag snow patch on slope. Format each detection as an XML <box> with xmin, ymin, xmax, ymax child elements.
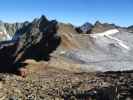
<box><xmin>62</xmin><ymin>29</ymin><xmax>133</xmax><ymax>72</ymax></box>
<box><xmin>0</xmin><ymin>31</ymin><xmax>12</xmax><ymax>41</ymax></box>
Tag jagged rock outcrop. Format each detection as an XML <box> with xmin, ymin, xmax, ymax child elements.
<box><xmin>76</xmin><ymin>22</ymin><xmax>93</xmax><ymax>34</ymax></box>
<box><xmin>0</xmin><ymin>15</ymin><xmax>61</xmax><ymax>72</ymax></box>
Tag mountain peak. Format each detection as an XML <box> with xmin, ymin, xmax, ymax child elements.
<box><xmin>95</xmin><ymin>21</ymin><xmax>102</xmax><ymax>26</ymax></box>
<box><xmin>76</xmin><ymin>22</ymin><xmax>93</xmax><ymax>34</ymax></box>
<box><xmin>40</xmin><ymin>15</ymin><xmax>48</xmax><ymax>21</ymax></box>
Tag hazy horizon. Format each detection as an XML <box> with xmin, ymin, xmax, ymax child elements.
<box><xmin>0</xmin><ymin>0</ymin><xmax>132</xmax><ymax>27</ymax></box>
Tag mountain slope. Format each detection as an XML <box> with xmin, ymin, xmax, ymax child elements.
<box><xmin>127</xmin><ymin>25</ymin><xmax>133</xmax><ymax>33</ymax></box>
<box><xmin>91</xmin><ymin>21</ymin><xmax>118</xmax><ymax>33</ymax></box>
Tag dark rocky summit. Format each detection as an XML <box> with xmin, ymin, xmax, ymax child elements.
<box><xmin>0</xmin><ymin>15</ymin><xmax>61</xmax><ymax>72</ymax></box>
<box><xmin>76</xmin><ymin>22</ymin><xmax>93</xmax><ymax>34</ymax></box>
<box><xmin>76</xmin><ymin>21</ymin><xmax>122</xmax><ymax>34</ymax></box>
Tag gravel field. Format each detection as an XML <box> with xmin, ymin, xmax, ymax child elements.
<box><xmin>0</xmin><ymin>65</ymin><xmax>132</xmax><ymax>100</ymax></box>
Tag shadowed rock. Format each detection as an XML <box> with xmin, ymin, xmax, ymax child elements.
<box><xmin>0</xmin><ymin>15</ymin><xmax>61</xmax><ymax>72</ymax></box>
<box><xmin>76</xmin><ymin>22</ymin><xmax>93</xmax><ymax>34</ymax></box>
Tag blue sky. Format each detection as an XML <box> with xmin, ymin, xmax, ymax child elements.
<box><xmin>0</xmin><ymin>0</ymin><xmax>132</xmax><ymax>26</ymax></box>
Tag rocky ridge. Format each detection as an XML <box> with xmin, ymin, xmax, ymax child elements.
<box><xmin>0</xmin><ymin>15</ymin><xmax>61</xmax><ymax>73</ymax></box>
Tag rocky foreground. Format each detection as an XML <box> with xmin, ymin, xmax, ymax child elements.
<box><xmin>0</xmin><ymin>61</ymin><xmax>133</xmax><ymax>100</ymax></box>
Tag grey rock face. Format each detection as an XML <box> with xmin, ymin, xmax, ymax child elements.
<box><xmin>0</xmin><ymin>21</ymin><xmax>26</xmax><ymax>41</ymax></box>
<box><xmin>62</xmin><ymin>30</ymin><xmax>133</xmax><ymax>72</ymax></box>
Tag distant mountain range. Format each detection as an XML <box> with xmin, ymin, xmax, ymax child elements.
<box><xmin>77</xmin><ymin>21</ymin><xmax>131</xmax><ymax>34</ymax></box>
<box><xmin>0</xmin><ymin>16</ymin><xmax>132</xmax><ymax>41</ymax></box>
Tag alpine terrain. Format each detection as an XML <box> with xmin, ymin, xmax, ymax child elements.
<box><xmin>0</xmin><ymin>15</ymin><xmax>132</xmax><ymax>99</ymax></box>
